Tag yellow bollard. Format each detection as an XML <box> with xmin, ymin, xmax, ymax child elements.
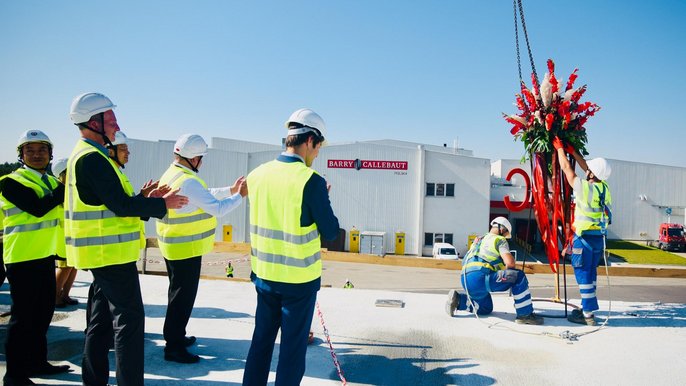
<box><xmin>350</xmin><ymin>227</ymin><xmax>360</xmax><ymax>253</ymax></box>
<box><xmin>395</xmin><ymin>232</ymin><xmax>405</xmax><ymax>255</ymax></box>
<box><xmin>222</xmin><ymin>225</ymin><xmax>233</xmax><ymax>242</ymax></box>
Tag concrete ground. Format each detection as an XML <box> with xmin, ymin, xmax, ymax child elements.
<box><xmin>1</xmin><ymin>251</ymin><xmax>686</xmax><ymax>385</ymax></box>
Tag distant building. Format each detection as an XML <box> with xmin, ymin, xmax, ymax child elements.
<box><xmin>124</xmin><ymin>137</ymin><xmax>686</xmax><ymax>256</ymax></box>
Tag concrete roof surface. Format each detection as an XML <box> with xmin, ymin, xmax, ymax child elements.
<box><xmin>1</xmin><ymin>271</ymin><xmax>685</xmax><ymax>386</ymax></box>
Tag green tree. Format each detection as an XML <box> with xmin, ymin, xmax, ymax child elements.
<box><xmin>0</xmin><ymin>162</ymin><xmax>21</xmax><ymax>177</ymax></box>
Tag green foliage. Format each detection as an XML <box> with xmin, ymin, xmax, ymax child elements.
<box><xmin>0</xmin><ymin>162</ymin><xmax>20</xmax><ymax>177</ymax></box>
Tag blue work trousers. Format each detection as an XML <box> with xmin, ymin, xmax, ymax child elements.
<box><xmin>571</xmin><ymin>234</ymin><xmax>603</xmax><ymax>312</ymax></box>
<box><xmin>243</xmin><ymin>285</ymin><xmax>317</xmax><ymax>386</ymax></box>
<box><xmin>458</xmin><ymin>268</ymin><xmax>534</xmax><ymax>316</ymax></box>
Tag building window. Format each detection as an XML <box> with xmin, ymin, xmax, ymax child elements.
<box><xmin>426</xmin><ymin>182</ymin><xmax>455</xmax><ymax>197</ymax></box>
<box><xmin>425</xmin><ymin>232</ymin><xmax>454</xmax><ymax>246</ymax></box>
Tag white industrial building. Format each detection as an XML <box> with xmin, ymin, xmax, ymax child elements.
<box><xmin>123</xmin><ymin>136</ymin><xmax>686</xmax><ymax>257</ymax></box>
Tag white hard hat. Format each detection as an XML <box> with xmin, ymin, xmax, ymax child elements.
<box><xmin>285</xmin><ymin>108</ymin><xmax>327</xmax><ymax>139</ymax></box>
<box><xmin>586</xmin><ymin>158</ymin><xmax>611</xmax><ymax>181</ymax></box>
<box><xmin>17</xmin><ymin>129</ymin><xmax>53</xmax><ymax>150</ymax></box>
<box><xmin>174</xmin><ymin>134</ymin><xmax>208</xmax><ymax>158</ymax></box>
<box><xmin>70</xmin><ymin>92</ymin><xmax>116</xmax><ymax>124</ymax></box>
<box><xmin>490</xmin><ymin>216</ymin><xmax>512</xmax><ymax>238</ymax></box>
<box><xmin>51</xmin><ymin>157</ymin><xmax>68</xmax><ymax>177</ymax></box>
<box><xmin>112</xmin><ymin>131</ymin><xmax>128</xmax><ymax>146</ymax></box>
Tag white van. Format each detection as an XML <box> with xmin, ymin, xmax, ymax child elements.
<box><xmin>432</xmin><ymin>243</ymin><xmax>459</xmax><ymax>260</ymax></box>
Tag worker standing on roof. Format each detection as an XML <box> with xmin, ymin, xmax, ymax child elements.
<box><xmin>66</xmin><ymin>92</ymin><xmax>188</xmax><ymax>386</ymax></box>
<box><xmin>555</xmin><ymin>137</ymin><xmax>612</xmax><ymax>326</ymax></box>
<box><xmin>0</xmin><ymin>130</ymin><xmax>72</xmax><ymax>386</ymax></box>
<box><xmin>445</xmin><ymin>217</ymin><xmax>543</xmax><ymax>325</ymax></box>
<box><xmin>156</xmin><ymin>133</ymin><xmax>247</xmax><ymax>364</ymax></box>
<box><xmin>52</xmin><ymin>157</ymin><xmax>80</xmax><ymax>309</ymax></box>
<box><xmin>243</xmin><ymin>108</ymin><xmax>339</xmax><ymax>386</ymax></box>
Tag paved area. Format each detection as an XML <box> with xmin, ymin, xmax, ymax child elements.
<box><xmin>1</xmin><ymin>261</ymin><xmax>685</xmax><ymax>385</ymax></box>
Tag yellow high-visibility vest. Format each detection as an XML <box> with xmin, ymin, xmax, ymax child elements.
<box><xmin>248</xmin><ymin>160</ymin><xmax>321</xmax><ymax>284</ymax></box>
<box><xmin>574</xmin><ymin>180</ymin><xmax>612</xmax><ymax>236</ymax></box>
<box><xmin>0</xmin><ymin>168</ymin><xmax>61</xmax><ymax>263</ymax></box>
<box><xmin>64</xmin><ymin>140</ymin><xmax>141</xmax><ymax>269</ymax></box>
<box><xmin>462</xmin><ymin>233</ymin><xmax>507</xmax><ymax>272</ymax></box>
<box><xmin>156</xmin><ymin>164</ymin><xmax>217</xmax><ymax>260</ymax></box>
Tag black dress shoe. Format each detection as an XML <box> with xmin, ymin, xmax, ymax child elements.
<box><xmin>164</xmin><ymin>348</ymin><xmax>200</xmax><ymax>364</ymax></box>
<box><xmin>29</xmin><ymin>362</ymin><xmax>72</xmax><ymax>375</ymax></box>
<box><xmin>184</xmin><ymin>336</ymin><xmax>196</xmax><ymax>347</ymax></box>
<box><xmin>3</xmin><ymin>376</ymin><xmax>35</xmax><ymax>386</ymax></box>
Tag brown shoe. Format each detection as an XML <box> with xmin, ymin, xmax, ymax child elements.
<box><xmin>568</xmin><ymin>309</ymin><xmax>597</xmax><ymax>326</ymax></box>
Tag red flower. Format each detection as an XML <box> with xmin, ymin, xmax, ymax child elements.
<box><xmin>522</xmin><ymin>88</ymin><xmax>538</xmax><ymax>111</ymax></box>
<box><xmin>572</xmin><ymin>85</ymin><xmax>587</xmax><ymax>103</ymax></box>
<box><xmin>565</xmin><ymin>69</ymin><xmax>578</xmax><ymax>91</ymax></box>
<box><xmin>545</xmin><ymin>113</ymin><xmax>554</xmax><ymax>130</ymax></box>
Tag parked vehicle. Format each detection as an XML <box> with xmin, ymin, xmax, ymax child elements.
<box><xmin>432</xmin><ymin>242</ymin><xmax>459</xmax><ymax>259</ymax></box>
<box><xmin>647</xmin><ymin>223</ymin><xmax>686</xmax><ymax>252</ymax></box>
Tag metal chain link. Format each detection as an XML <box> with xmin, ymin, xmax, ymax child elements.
<box><xmin>516</xmin><ymin>0</ymin><xmax>539</xmax><ymax>85</ymax></box>
<box><xmin>513</xmin><ymin>0</ymin><xmax>523</xmax><ymax>84</ymax></box>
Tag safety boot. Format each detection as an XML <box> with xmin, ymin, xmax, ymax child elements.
<box><xmin>515</xmin><ymin>313</ymin><xmax>544</xmax><ymax>325</ymax></box>
<box><xmin>567</xmin><ymin>309</ymin><xmax>597</xmax><ymax>326</ymax></box>
<box><xmin>445</xmin><ymin>289</ymin><xmax>460</xmax><ymax>317</ymax></box>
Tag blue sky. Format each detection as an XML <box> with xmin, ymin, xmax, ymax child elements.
<box><xmin>1</xmin><ymin>0</ymin><xmax>685</xmax><ymax>167</ymax></box>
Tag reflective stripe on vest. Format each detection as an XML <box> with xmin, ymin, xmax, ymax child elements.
<box><xmin>0</xmin><ymin>168</ymin><xmax>61</xmax><ymax>263</ymax></box>
<box><xmin>64</xmin><ymin>140</ymin><xmax>141</xmax><ymax>269</ymax></box>
<box><xmin>573</xmin><ymin>180</ymin><xmax>612</xmax><ymax>236</ymax></box>
<box><xmin>156</xmin><ymin>164</ymin><xmax>217</xmax><ymax>260</ymax></box>
<box><xmin>248</xmin><ymin>159</ymin><xmax>321</xmax><ymax>283</ymax></box>
<box><xmin>463</xmin><ymin>233</ymin><xmax>506</xmax><ymax>273</ymax></box>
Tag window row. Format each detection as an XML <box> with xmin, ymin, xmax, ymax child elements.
<box><xmin>426</xmin><ymin>183</ymin><xmax>454</xmax><ymax>197</ymax></box>
<box><xmin>424</xmin><ymin>232</ymin><xmax>453</xmax><ymax>246</ymax></box>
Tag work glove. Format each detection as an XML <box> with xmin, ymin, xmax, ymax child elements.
<box><xmin>552</xmin><ymin>136</ymin><xmax>564</xmax><ymax>151</ymax></box>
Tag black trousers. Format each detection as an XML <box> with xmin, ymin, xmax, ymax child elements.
<box><xmin>82</xmin><ymin>262</ymin><xmax>144</xmax><ymax>386</ymax></box>
<box><xmin>163</xmin><ymin>256</ymin><xmax>201</xmax><ymax>350</ymax></box>
<box><xmin>4</xmin><ymin>256</ymin><xmax>56</xmax><ymax>379</ymax></box>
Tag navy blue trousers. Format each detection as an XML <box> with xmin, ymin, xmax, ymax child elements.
<box><xmin>83</xmin><ymin>262</ymin><xmax>145</xmax><ymax>386</ymax></box>
<box><xmin>458</xmin><ymin>268</ymin><xmax>534</xmax><ymax>316</ymax></box>
<box><xmin>243</xmin><ymin>286</ymin><xmax>317</xmax><ymax>386</ymax></box>
<box><xmin>4</xmin><ymin>256</ymin><xmax>55</xmax><ymax>380</ymax></box>
<box><xmin>163</xmin><ymin>256</ymin><xmax>201</xmax><ymax>349</ymax></box>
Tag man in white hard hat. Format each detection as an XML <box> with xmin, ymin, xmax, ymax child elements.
<box><xmin>66</xmin><ymin>92</ymin><xmax>188</xmax><ymax>386</ymax></box>
<box><xmin>156</xmin><ymin>133</ymin><xmax>247</xmax><ymax>363</ymax></box>
<box><xmin>108</xmin><ymin>131</ymin><xmax>130</xmax><ymax>168</ymax></box>
<box><xmin>445</xmin><ymin>217</ymin><xmax>543</xmax><ymax>325</ymax></box>
<box><xmin>243</xmin><ymin>108</ymin><xmax>340</xmax><ymax>385</ymax></box>
<box><xmin>51</xmin><ymin>158</ymin><xmax>79</xmax><ymax>309</ymax></box>
<box><xmin>555</xmin><ymin>137</ymin><xmax>612</xmax><ymax>326</ymax></box>
<box><xmin>0</xmin><ymin>130</ymin><xmax>71</xmax><ymax>386</ymax></box>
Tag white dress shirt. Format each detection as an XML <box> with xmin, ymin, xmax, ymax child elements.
<box><xmin>172</xmin><ymin>163</ymin><xmax>242</xmax><ymax>217</ymax></box>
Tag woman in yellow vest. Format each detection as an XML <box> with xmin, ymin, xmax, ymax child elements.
<box><xmin>243</xmin><ymin>108</ymin><xmax>340</xmax><ymax>386</ymax></box>
<box><xmin>156</xmin><ymin>133</ymin><xmax>247</xmax><ymax>363</ymax></box>
<box><xmin>556</xmin><ymin>137</ymin><xmax>612</xmax><ymax>326</ymax></box>
<box><xmin>0</xmin><ymin>130</ymin><xmax>71</xmax><ymax>385</ymax></box>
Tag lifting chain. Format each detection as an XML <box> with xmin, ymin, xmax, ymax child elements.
<box><xmin>513</xmin><ymin>0</ymin><xmax>539</xmax><ymax>87</ymax></box>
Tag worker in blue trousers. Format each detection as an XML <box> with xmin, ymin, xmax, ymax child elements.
<box><xmin>555</xmin><ymin>137</ymin><xmax>612</xmax><ymax>326</ymax></box>
<box><xmin>445</xmin><ymin>217</ymin><xmax>543</xmax><ymax>325</ymax></box>
<box><xmin>243</xmin><ymin>108</ymin><xmax>339</xmax><ymax>386</ymax></box>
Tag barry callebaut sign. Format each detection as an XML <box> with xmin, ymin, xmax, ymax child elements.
<box><xmin>327</xmin><ymin>159</ymin><xmax>408</xmax><ymax>175</ymax></box>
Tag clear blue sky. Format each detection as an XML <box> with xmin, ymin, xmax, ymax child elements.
<box><xmin>1</xmin><ymin>0</ymin><xmax>685</xmax><ymax>167</ymax></box>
